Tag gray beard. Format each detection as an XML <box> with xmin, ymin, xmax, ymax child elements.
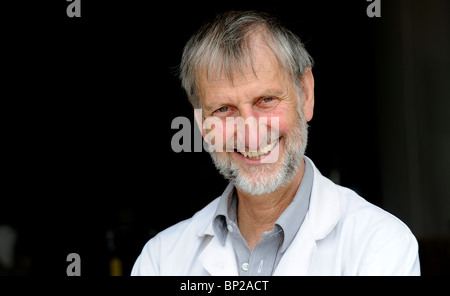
<box><xmin>208</xmin><ymin>108</ymin><xmax>308</xmax><ymax>196</ymax></box>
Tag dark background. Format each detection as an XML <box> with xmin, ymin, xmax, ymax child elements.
<box><xmin>1</xmin><ymin>0</ymin><xmax>449</xmax><ymax>276</ymax></box>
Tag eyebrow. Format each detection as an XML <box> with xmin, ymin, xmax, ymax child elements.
<box><xmin>202</xmin><ymin>102</ymin><xmax>220</xmax><ymax>115</ymax></box>
<box><xmin>258</xmin><ymin>88</ymin><xmax>286</xmax><ymax>98</ymax></box>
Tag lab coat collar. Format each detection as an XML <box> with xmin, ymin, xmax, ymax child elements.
<box><xmin>305</xmin><ymin>156</ymin><xmax>341</xmax><ymax>241</ymax></box>
<box><xmin>195</xmin><ymin>182</ymin><xmax>234</xmax><ymax>238</ymax></box>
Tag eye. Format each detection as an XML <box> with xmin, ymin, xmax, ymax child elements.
<box><xmin>217</xmin><ymin>106</ymin><xmax>230</xmax><ymax>113</ymax></box>
<box><xmin>212</xmin><ymin>106</ymin><xmax>233</xmax><ymax>117</ymax></box>
<box><xmin>258</xmin><ymin>97</ymin><xmax>278</xmax><ymax>108</ymax></box>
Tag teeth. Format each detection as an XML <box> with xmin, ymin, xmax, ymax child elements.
<box><xmin>237</xmin><ymin>140</ymin><xmax>278</xmax><ymax>159</ymax></box>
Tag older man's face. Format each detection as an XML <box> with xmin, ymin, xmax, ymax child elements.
<box><xmin>197</xmin><ymin>38</ymin><xmax>313</xmax><ymax>195</ymax></box>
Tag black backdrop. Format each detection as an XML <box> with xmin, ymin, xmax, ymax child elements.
<box><xmin>3</xmin><ymin>1</ymin><xmax>386</xmax><ymax>275</ymax></box>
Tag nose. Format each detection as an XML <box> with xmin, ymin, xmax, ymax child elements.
<box><xmin>234</xmin><ymin>107</ymin><xmax>264</xmax><ymax>151</ymax></box>
<box><xmin>238</xmin><ymin>106</ymin><xmax>256</xmax><ymax>122</ymax></box>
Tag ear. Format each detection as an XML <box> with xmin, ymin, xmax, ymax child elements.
<box><xmin>300</xmin><ymin>67</ymin><xmax>315</xmax><ymax>122</ymax></box>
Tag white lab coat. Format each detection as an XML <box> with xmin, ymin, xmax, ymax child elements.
<box><xmin>132</xmin><ymin>157</ymin><xmax>420</xmax><ymax>276</ymax></box>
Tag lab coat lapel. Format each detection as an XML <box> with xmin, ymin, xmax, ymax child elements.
<box><xmin>197</xmin><ymin>231</ymin><xmax>238</xmax><ymax>276</ymax></box>
<box><xmin>274</xmin><ymin>157</ymin><xmax>341</xmax><ymax>275</ymax></box>
<box><xmin>196</xmin><ymin>184</ymin><xmax>238</xmax><ymax>276</ymax></box>
<box><xmin>273</xmin><ymin>217</ymin><xmax>317</xmax><ymax>276</ymax></box>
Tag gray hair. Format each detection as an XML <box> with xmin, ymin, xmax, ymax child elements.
<box><xmin>179</xmin><ymin>10</ymin><xmax>314</xmax><ymax>108</ymax></box>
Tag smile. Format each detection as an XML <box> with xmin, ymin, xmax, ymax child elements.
<box><xmin>234</xmin><ymin>139</ymin><xmax>279</xmax><ymax>160</ymax></box>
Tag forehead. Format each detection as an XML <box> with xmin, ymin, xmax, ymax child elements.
<box><xmin>197</xmin><ymin>39</ymin><xmax>290</xmax><ymax>101</ymax></box>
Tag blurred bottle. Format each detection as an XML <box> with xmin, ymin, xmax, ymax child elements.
<box><xmin>105</xmin><ymin>229</ymin><xmax>123</xmax><ymax>276</ymax></box>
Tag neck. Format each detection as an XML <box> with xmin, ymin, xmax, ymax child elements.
<box><xmin>235</xmin><ymin>158</ymin><xmax>305</xmax><ymax>251</ymax></box>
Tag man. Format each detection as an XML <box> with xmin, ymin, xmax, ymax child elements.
<box><xmin>132</xmin><ymin>11</ymin><xmax>420</xmax><ymax>276</ymax></box>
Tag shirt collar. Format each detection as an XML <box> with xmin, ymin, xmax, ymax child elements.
<box><xmin>212</xmin><ymin>184</ymin><xmax>235</xmax><ymax>245</ymax></box>
<box><xmin>212</xmin><ymin>157</ymin><xmax>314</xmax><ymax>249</ymax></box>
<box><xmin>276</xmin><ymin>157</ymin><xmax>313</xmax><ymax>252</ymax></box>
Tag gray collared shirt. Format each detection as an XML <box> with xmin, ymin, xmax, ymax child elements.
<box><xmin>212</xmin><ymin>158</ymin><xmax>314</xmax><ymax>276</ymax></box>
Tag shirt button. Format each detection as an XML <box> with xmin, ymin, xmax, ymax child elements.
<box><xmin>241</xmin><ymin>263</ymin><xmax>249</xmax><ymax>272</ymax></box>
<box><xmin>227</xmin><ymin>225</ymin><xmax>233</xmax><ymax>232</ymax></box>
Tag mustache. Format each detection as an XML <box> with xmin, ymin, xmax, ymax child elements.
<box><xmin>227</xmin><ymin>135</ymin><xmax>277</xmax><ymax>152</ymax></box>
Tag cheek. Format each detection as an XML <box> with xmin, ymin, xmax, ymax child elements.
<box><xmin>277</xmin><ymin>121</ymin><xmax>291</xmax><ymax>138</ymax></box>
<box><xmin>266</xmin><ymin>106</ymin><xmax>297</xmax><ymax>139</ymax></box>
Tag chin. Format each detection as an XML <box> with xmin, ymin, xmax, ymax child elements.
<box><xmin>231</xmin><ymin>159</ymin><xmax>287</xmax><ymax>195</ymax></box>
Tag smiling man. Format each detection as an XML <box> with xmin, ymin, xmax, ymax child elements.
<box><xmin>131</xmin><ymin>11</ymin><xmax>420</xmax><ymax>276</ymax></box>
